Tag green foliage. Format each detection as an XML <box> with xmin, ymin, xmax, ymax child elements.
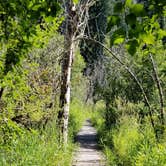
<box><xmin>125</xmin><ymin>0</ymin><xmax>133</xmax><ymax>8</ymax></box>
<box><xmin>0</xmin><ymin>0</ymin><xmax>62</xmax><ymax>75</ymax></box>
<box><xmin>69</xmin><ymin>100</ymin><xmax>87</xmax><ymax>137</ymax></box>
<box><xmin>125</xmin><ymin>13</ymin><xmax>136</xmax><ymax>26</ymax></box>
<box><xmin>73</xmin><ymin>0</ymin><xmax>79</xmax><ymax>4</ymax></box>
<box><xmin>0</xmin><ymin>120</ymin><xmax>74</xmax><ymax>166</ymax></box>
<box><xmin>0</xmin><ymin>32</ymin><xmax>68</xmax><ymax>164</ymax></box>
<box><xmin>126</xmin><ymin>39</ymin><xmax>139</xmax><ymax>55</ymax></box>
<box><xmin>130</xmin><ymin>4</ymin><xmax>145</xmax><ymax>16</ymax></box>
<box><xmin>107</xmin><ymin>15</ymin><xmax>120</xmax><ymax>32</ymax></box>
<box><xmin>107</xmin><ymin>0</ymin><xmax>166</xmax><ymax>55</ymax></box>
<box><xmin>0</xmin><ymin>40</ymin><xmax>87</xmax><ymax>165</ymax></box>
<box><xmin>110</xmin><ymin>28</ymin><xmax>125</xmax><ymax>45</ymax></box>
<box><xmin>91</xmin><ymin>100</ymin><xmax>166</xmax><ymax>166</ymax></box>
<box><xmin>114</xmin><ymin>2</ymin><xmax>124</xmax><ymax>13</ymax></box>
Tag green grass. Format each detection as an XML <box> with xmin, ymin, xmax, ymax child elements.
<box><xmin>91</xmin><ymin>100</ymin><xmax>166</xmax><ymax>166</ymax></box>
<box><xmin>0</xmin><ymin>120</ymin><xmax>74</xmax><ymax>166</ymax></box>
<box><xmin>0</xmin><ymin>99</ymin><xmax>88</xmax><ymax>166</ymax></box>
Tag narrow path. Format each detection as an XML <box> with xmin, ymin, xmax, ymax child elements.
<box><xmin>73</xmin><ymin>119</ymin><xmax>105</xmax><ymax>166</ymax></box>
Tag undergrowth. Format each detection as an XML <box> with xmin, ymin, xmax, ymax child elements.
<box><xmin>91</xmin><ymin>100</ymin><xmax>166</xmax><ymax>166</ymax></box>
<box><xmin>0</xmin><ymin>100</ymin><xmax>86</xmax><ymax>166</ymax></box>
<box><xmin>0</xmin><ymin>120</ymin><xmax>73</xmax><ymax>166</ymax></box>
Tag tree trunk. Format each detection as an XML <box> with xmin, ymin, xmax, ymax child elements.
<box><xmin>0</xmin><ymin>87</ymin><xmax>4</xmax><ymax>100</ymax></box>
<box><xmin>58</xmin><ymin>0</ymin><xmax>75</xmax><ymax>145</ymax></box>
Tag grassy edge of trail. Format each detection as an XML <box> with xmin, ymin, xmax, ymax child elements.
<box><xmin>90</xmin><ymin>100</ymin><xmax>166</xmax><ymax>166</ymax></box>
<box><xmin>0</xmin><ymin>100</ymin><xmax>87</xmax><ymax>166</ymax></box>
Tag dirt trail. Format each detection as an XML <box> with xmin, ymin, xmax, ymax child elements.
<box><xmin>72</xmin><ymin>119</ymin><xmax>105</xmax><ymax>166</ymax></box>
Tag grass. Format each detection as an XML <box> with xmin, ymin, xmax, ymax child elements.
<box><xmin>0</xmin><ymin>120</ymin><xmax>74</xmax><ymax>166</ymax></box>
<box><xmin>90</xmin><ymin>100</ymin><xmax>166</xmax><ymax>166</ymax></box>
<box><xmin>0</xmin><ymin>99</ymin><xmax>88</xmax><ymax>166</ymax></box>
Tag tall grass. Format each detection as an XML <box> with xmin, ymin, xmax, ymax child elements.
<box><xmin>91</xmin><ymin>100</ymin><xmax>166</xmax><ymax>166</ymax></box>
<box><xmin>69</xmin><ymin>99</ymin><xmax>87</xmax><ymax>138</ymax></box>
<box><xmin>0</xmin><ymin>100</ymin><xmax>88</xmax><ymax>166</ymax></box>
<box><xmin>0</xmin><ymin>119</ymin><xmax>74</xmax><ymax>166</ymax></box>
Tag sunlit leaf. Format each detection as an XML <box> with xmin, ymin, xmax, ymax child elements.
<box><xmin>131</xmin><ymin>4</ymin><xmax>145</xmax><ymax>16</ymax></box>
<box><xmin>140</xmin><ymin>33</ymin><xmax>155</xmax><ymax>44</ymax></box>
<box><xmin>107</xmin><ymin>15</ymin><xmax>121</xmax><ymax>32</ymax></box>
<box><xmin>110</xmin><ymin>28</ymin><xmax>126</xmax><ymax>45</ymax></box>
<box><xmin>73</xmin><ymin>0</ymin><xmax>79</xmax><ymax>4</ymax></box>
<box><xmin>32</xmin><ymin>4</ymin><xmax>42</xmax><ymax>11</ymax></box>
<box><xmin>45</xmin><ymin>16</ymin><xmax>54</xmax><ymax>23</ymax></box>
<box><xmin>158</xmin><ymin>29</ymin><xmax>166</xmax><ymax>39</ymax></box>
<box><xmin>125</xmin><ymin>0</ymin><xmax>133</xmax><ymax>7</ymax></box>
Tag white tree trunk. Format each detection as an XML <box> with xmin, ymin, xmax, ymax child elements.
<box><xmin>62</xmin><ymin>39</ymin><xmax>74</xmax><ymax>144</ymax></box>
<box><xmin>58</xmin><ymin>0</ymin><xmax>93</xmax><ymax>145</ymax></box>
<box><xmin>58</xmin><ymin>0</ymin><xmax>75</xmax><ymax>145</ymax></box>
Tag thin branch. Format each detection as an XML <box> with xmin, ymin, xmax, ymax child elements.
<box><xmin>149</xmin><ymin>53</ymin><xmax>165</xmax><ymax>125</ymax></box>
<box><xmin>75</xmin><ymin>35</ymin><xmax>156</xmax><ymax>132</ymax></box>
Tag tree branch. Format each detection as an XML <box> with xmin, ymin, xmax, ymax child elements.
<box><xmin>75</xmin><ymin>36</ymin><xmax>156</xmax><ymax>133</ymax></box>
<box><xmin>149</xmin><ymin>53</ymin><xmax>165</xmax><ymax>126</ymax></box>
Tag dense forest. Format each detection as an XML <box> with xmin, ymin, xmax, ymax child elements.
<box><xmin>0</xmin><ymin>0</ymin><xmax>166</xmax><ymax>165</ymax></box>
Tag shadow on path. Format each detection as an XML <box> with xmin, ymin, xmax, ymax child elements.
<box><xmin>73</xmin><ymin>119</ymin><xmax>105</xmax><ymax>166</ymax></box>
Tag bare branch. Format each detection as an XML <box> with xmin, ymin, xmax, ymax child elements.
<box><xmin>75</xmin><ymin>35</ymin><xmax>156</xmax><ymax>134</ymax></box>
<box><xmin>149</xmin><ymin>53</ymin><xmax>165</xmax><ymax>126</ymax></box>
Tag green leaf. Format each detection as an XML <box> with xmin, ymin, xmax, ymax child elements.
<box><xmin>114</xmin><ymin>2</ymin><xmax>124</xmax><ymax>13</ymax></box>
<box><xmin>148</xmin><ymin>5</ymin><xmax>154</xmax><ymax>11</ymax></box>
<box><xmin>73</xmin><ymin>0</ymin><xmax>79</xmax><ymax>4</ymax></box>
<box><xmin>140</xmin><ymin>33</ymin><xmax>155</xmax><ymax>45</ymax></box>
<box><xmin>125</xmin><ymin>0</ymin><xmax>133</xmax><ymax>7</ymax></box>
<box><xmin>110</xmin><ymin>28</ymin><xmax>126</xmax><ymax>45</ymax></box>
<box><xmin>107</xmin><ymin>15</ymin><xmax>121</xmax><ymax>32</ymax></box>
<box><xmin>45</xmin><ymin>16</ymin><xmax>54</xmax><ymax>23</ymax></box>
<box><xmin>32</xmin><ymin>4</ymin><xmax>42</xmax><ymax>11</ymax></box>
<box><xmin>131</xmin><ymin>4</ymin><xmax>145</xmax><ymax>16</ymax></box>
<box><xmin>125</xmin><ymin>13</ymin><xmax>136</xmax><ymax>25</ymax></box>
<box><xmin>158</xmin><ymin>29</ymin><xmax>166</xmax><ymax>39</ymax></box>
<box><xmin>125</xmin><ymin>39</ymin><xmax>139</xmax><ymax>55</ymax></box>
<box><xmin>114</xmin><ymin>37</ymin><xmax>125</xmax><ymax>45</ymax></box>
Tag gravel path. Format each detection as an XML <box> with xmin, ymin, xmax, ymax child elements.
<box><xmin>72</xmin><ymin>120</ymin><xmax>105</xmax><ymax>166</ymax></box>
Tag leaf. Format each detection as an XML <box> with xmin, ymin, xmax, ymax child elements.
<box><xmin>158</xmin><ymin>29</ymin><xmax>166</xmax><ymax>39</ymax></box>
<box><xmin>114</xmin><ymin>2</ymin><xmax>124</xmax><ymax>13</ymax></box>
<box><xmin>10</xmin><ymin>3</ymin><xmax>17</xmax><ymax>11</ymax></box>
<box><xmin>45</xmin><ymin>16</ymin><xmax>54</xmax><ymax>23</ymax></box>
<box><xmin>125</xmin><ymin>13</ymin><xmax>136</xmax><ymax>26</ymax></box>
<box><xmin>128</xmin><ymin>23</ymin><xmax>142</xmax><ymax>38</ymax></box>
<box><xmin>126</xmin><ymin>39</ymin><xmax>139</xmax><ymax>55</ymax></box>
<box><xmin>110</xmin><ymin>28</ymin><xmax>126</xmax><ymax>45</ymax></box>
<box><xmin>73</xmin><ymin>0</ymin><xmax>79</xmax><ymax>4</ymax></box>
<box><xmin>32</xmin><ymin>4</ymin><xmax>42</xmax><ymax>11</ymax></box>
<box><xmin>148</xmin><ymin>5</ymin><xmax>154</xmax><ymax>11</ymax></box>
<box><xmin>107</xmin><ymin>15</ymin><xmax>120</xmax><ymax>32</ymax></box>
<box><xmin>131</xmin><ymin>4</ymin><xmax>145</xmax><ymax>16</ymax></box>
<box><xmin>140</xmin><ymin>33</ymin><xmax>155</xmax><ymax>45</ymax></box>
<box><xmin>125</xmin><ymin>0</ymin><xmax>133</xmax><ymax>7</ymax></box>
<box><xmin>114</xmin><ymin>37</ymin><xmax>125</xmax><ymax>45</ymax></box>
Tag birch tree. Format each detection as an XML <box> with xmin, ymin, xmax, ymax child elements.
<box><xmin>58</xmin><ymin>0</ymin><xmax>94</xmax><ymax>144</ymax></box>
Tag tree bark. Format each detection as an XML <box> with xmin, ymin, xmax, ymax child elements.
<box><xmin>0</xmin><ymin>87</ymin><xmax>4</xmax><ymax>100</ymax></box>
<box><xmin>58</xmin><ymin>0</ymin><xmax>75</xmax><ymax>145</ymax></box>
